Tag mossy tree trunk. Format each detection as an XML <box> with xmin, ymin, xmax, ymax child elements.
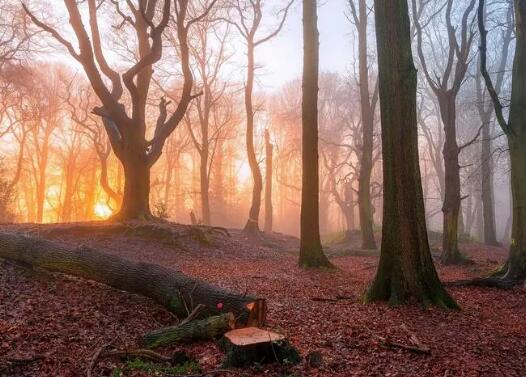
<box><xmin>114</xmin><ymin>130</ymin><xmax>152</xmax><ymax>221</ymax></box>
<box><xmin>299</xmin><ymin>0</ymin><xmax>332</xmax><ymax>268</ymax></box>
<box><xmin>367</xmin><ymin>0</ymin><xmax>458</xmax><ymax>308</ymax></box>
<box><xmin>0</xmin><ymin>232</ymin><xmax>266</xmax><ymax>326</ymax></box>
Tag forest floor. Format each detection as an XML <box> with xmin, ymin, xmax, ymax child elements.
<box><xmin>1</xmin><ymin>222</ymin><xmax>525</xmax><ymax>377</ymax></box>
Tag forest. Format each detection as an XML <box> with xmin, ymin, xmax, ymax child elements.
<box><xmin>0</xmin><ymin>0</ymin><xmax>525</xmax><ymax>376</ymax></box>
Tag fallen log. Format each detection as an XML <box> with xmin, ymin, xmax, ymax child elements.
<box><xmin>219</xmin><ymin>327</ymin><xmax>301</xmax><ymax>367</ymax></box>
<box><xmin>142</xmin><ymin>312</ymin><xmax>235</xmax><ymax>349</ymax></box>
<box><xmin>0</xmin><ymin>232</ymin><xmax>265</xmax><ymax>327</ymax></box>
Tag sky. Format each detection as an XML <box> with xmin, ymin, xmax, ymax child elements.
<box><xmin>41</xmin><ymin>0</ymin><xmax>353</xmax><ymax>92</ymax></box>
<box><xmin>246</xmin><ymin>0</ymin><xmax>353</xmax><ymax>90</ymax></box>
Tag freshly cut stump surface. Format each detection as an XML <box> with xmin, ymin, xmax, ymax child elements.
<box><xmin>220</xmin><ymin>327</ymin><xmax>300</xmax><ymax>367</ymax></box>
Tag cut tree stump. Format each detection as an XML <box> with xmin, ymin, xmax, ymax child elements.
<box><xmin>0</xmin><ymin>232</ymin><xmax>265</xmax><ymax>327</ymax></box>
<box><xmin>142</xmin><ymin>313</ymin><xmax>235</xmax><ymax>349</ymax></box>
<box><xmin>219</xmin><ymin>327</ymin><xmax>300</xmax><ymax>367</ymax></box>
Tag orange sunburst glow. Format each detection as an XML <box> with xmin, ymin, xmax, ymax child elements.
<box><xmin>94</xmin><ymin>203</ymin><xmax>113</xmax><ymax>219</ymax></box>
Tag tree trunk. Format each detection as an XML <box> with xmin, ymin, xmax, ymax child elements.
<box><xmin>35</xmin><ymin>140</ymin><xmax>50</xmax><ymax>223</ymax></box>
<box><xmin>243</xmin><ymin>42</ymin><xmax>263</xmax><ymax>236</ymax></box>
<box><xmin>356</xmin><ymin>0</ymin><xmax>378</xmax><ymax>250</ymax></box>
<box><xmin>505</xmin><ymin>136</ymin><xmax>526</xmax><ymax>279</ymax></box>
<box><xmin>61</xmin><ymin>157</ymin><xmax>76</xmax><ymax>222</ymax></box>
<box><xmin>84</xmin><ymin>163</ymin><xmax>97</xmax><ymax>219</ymax></box>
<box><xmin>475</xmin><ymin>2</ymin><xmax>511</xmax><ymax>246</ymax></box>
<box><xmin>299</xmin><ymin>0</ymin><xmax>332</xmax><ymax>268</ymax></box>
<box><xmin>200</xmin><ymin>147</ymin><xmax>211</xmax><ymax>226</ymax></box>
<box><xmin>114</xmin><ymin>144</ymin><xmax>152</xmax><ymax>221</ymax></box>
<box><xmin>439</xmin><ymin>94</ymin><xmax>464</xmax><ymax>264</ymax></box>
<box><xmin>0</xmin><ymin>232</ymin><xmax>266</xmax><ymax>326</ymax></box>
<box><xmin>367</xmin><ymin>0</ymin><xmax>457</xmax><ymax>308</ymax></box>
<box><xmin>344</xmin><ymin>181</ymin><xmax>355</xmax><ymax>232</ymax></box>
<box><xmin>480</xmin><ymin>111</ymin><xmax>499</xmax><ymax>245</ymax></box>
<box><xmin>264</xmin><ymin>129</ymin><xmax>273</xmax><ymax>233</ymax></box>
<box><xmin>474</xmin><ymin>0</ymin><xmax>526</xmax><ymax>285</ymax></box>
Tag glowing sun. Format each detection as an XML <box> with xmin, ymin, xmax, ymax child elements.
<box><xmin>94</xmin><ymin>203</ymin><xmax>113</xmax><ymax>219</ymax></box>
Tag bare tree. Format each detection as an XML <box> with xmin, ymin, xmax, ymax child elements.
<box><xmin>412</xmin><ymin>0</ymin><xmax>480</xmax><ymax>264</ymax></box>
<box><xmin>0</xmin><ymin>2</ymin><xmax>34</xmax><ymax>71</ymax></box>
<box><xmin>477</xmin><ymin>0</ymin><xmax>526</xmax><ymax>285</ymax></box>
<box><xmin>348</xmin><ymin>0</ymin><xmax>380</xmax><ymax>250</ymax></box>
<box><xmin>23</xmin><ymin>0</ymin><xmax>217</xmax><ymax>220</ymax></box>
<box><xmin>475</xmin><ymin>1</ymin><xmax>513</xmax><ymax>245</ymax></box>
<box><xmin>183</xmin><ymin>4</ymin><xmax>232</xmax><ymax>225</ymax></box>
<box><xmin>223</xmin><ymin>0</ymin><xmax>293</xmax><ymax>236</ymax></box>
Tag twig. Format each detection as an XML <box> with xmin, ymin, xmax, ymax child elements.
<box><xmin>180</xmin><ymin>304</ymin><xmax>206</xmax><ymax>326</ymax></box>
<box><xmin>400</xmin><ymin>323</ymin><xmax>430</xmax><ymax>353</ymax></box>
<box><xmin>311</xmin><ymin>295</ymin><xmax>354</xmax><ymax>303</ymax></box>
<box><xmin>367</xmin><ymin>327</ymin><xmax>431</xmax><ymax>355</ymax></box>
<box><xmin>87</xmin><ymin>343</ymin><xmax>109</xmax><ymax>377</ymax></box>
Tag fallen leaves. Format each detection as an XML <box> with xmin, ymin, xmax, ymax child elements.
<box><xmin>1</xmin><ymin>222</ymin><xmax>525</xmax><ymax>376</ymax></box>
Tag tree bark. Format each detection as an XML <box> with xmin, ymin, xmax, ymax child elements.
<box><xmin>0</xmin><ymin>232</ymin><xmax>266</xmax><ymax>326</ymax></box>
<box><xmin>367</xmin><ymin>0</ymin><xmax>457</xmax><ymax>308</ymax></box>
<box><xmin>504</xmin><ymin>3</ymin><xmax>526</xmax><ymax>274</ymax></box>
<box><xmin>115</xmin><ymin>144</ymin><xmax>151</xmax><ymax>221</ymax></box>
<box><xmin>142</xmin><ymin>313</ymin><xmax>235</xmax><ymax>349</ymax></box>
<box><xmin>299</xmin><ymin>0</ymin><xmax>332</xmax><ymax>268</ymax></box>
<box><xmin>219</xmin><ymin>327</ymin><xmax>300</xmax><ymax>367</ymax></box>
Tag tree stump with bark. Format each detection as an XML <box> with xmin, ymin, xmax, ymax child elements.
<box><xmin>219</xmin><ymin>327</ymin><xmax>300</xmax><ymax>367</ymax></box>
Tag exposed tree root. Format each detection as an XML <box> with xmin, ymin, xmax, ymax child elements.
<box><xmin>447</xmin><ymin>277</ymin><xmax>522</xmax><ymax>289</ymax></box>
<box><xmin>447</xmin><ymin>260</ymin><xmax>526</xmax><ymax>289</ymax></box>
